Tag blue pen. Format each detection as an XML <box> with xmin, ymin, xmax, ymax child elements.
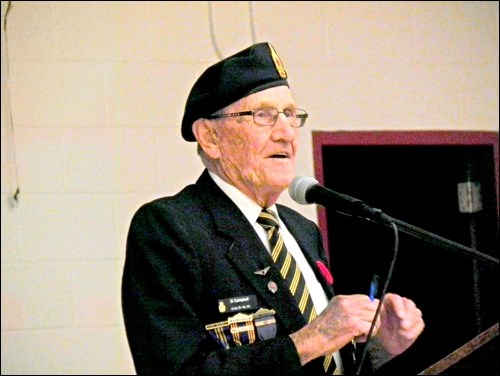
<box><xmin>369</xmin><ymin>274</ymin><xmax>379</xmax><ymax>301</ymax></box>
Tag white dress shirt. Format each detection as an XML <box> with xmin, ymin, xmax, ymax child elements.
<box><xmin>209</xmin><ymin>171</ymin><xmax>343</xmax><ymax>369</ymax></box>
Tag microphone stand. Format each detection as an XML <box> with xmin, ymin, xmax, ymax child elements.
<box><xmin>333</xmin><ymin>206</ymin><xmax>498</xmax><ymax>375</ymax></box>
<box><xmin>348</xmin><ymin>209</ymin><xmax>499</xmax><ymax>267</ymax></box>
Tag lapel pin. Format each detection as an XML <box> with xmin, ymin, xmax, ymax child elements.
<box><xmin>218</xmin><ymin>301</ymin><xmax>227</xmax><ymax>313</ymax></box>
<box><xmin>253</xmin><ymin>266</ymin><xmax>271</xmax><ymax>276</ymax></box>
<box><xmin>267</xmin><ymin>281</ymin><xmax>278</xmax><ymax>294</ymax></box>
<box><xmin>316</xmin><ymin>260</ymin><xmax>334</xmax><ymax>285</ymax></box>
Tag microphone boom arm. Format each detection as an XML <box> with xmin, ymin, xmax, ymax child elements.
<box><xmin>362</xmin><ymin>211</ymin><xmax>499</xmax><ymax>267</ymax></box>
<box><xmin>289</xmin><ymin>176</ymin><xmax>498</xmax><ymax>267</ymax></box>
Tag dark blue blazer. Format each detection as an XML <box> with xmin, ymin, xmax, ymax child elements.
<box><xmin>122</xmin><ymin>169</ymin><xmax>354</xmax><ymax>375</ymax></box>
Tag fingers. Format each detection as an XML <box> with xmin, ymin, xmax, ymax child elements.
<box><xmin>330</xmin><ymin>294</ymin><xmax>380</xmax><ymax>322</ymax></box>
<box><xmin>381</xmin><ymin>293</ymin><xmax>425</xmax><ymax>334</ymax></box>
<box><xmin>324</xmin><ymin>295</ymin><xmax>380</xmax><ymax>342</ymax></box>
<box><xmin>402</xmin><ymin>299</ymin><xmax>424</xmax><ymax>335</ymax></box>
<box><xmin>382</xmin><ymin>293</ymin><xmax>417</xmax><ymax>318</ymax></box>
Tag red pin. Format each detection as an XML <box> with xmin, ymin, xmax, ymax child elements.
<box><xmin>316</xmin><ymin>261</ymin><xmax>334</xmax><ymax>285</ymax></box>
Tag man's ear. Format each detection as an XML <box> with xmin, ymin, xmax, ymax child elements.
<box><xmin>192</xmin><ymin>118</ymin><xmax>220</xmax><ymax>159</ymax></box>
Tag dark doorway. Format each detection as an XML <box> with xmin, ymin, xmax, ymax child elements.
<box><xmin>312</xmin><ymin>131</ymin><xmax>499</xmax><ymax>374</ymax></box>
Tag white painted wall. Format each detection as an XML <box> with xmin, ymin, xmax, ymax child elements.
<box><xmin>1</xmin><ymin>1</ymin><xmax>498</xmax><ymax>374</ymax></box>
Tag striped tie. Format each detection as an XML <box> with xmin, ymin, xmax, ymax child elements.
<box><xmin>257</xmin><ymin>209</ymin><xmax>340</xmax><ymax>374</ymax></box>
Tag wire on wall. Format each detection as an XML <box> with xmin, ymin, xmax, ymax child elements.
<box><xmin>208</xmin><ymin>1</ymin><xmax>258</xmax><ymax>60</ymax></box>
<box><xmin>2</xmin><ymin>1</ymin><xmax>20</xmax><ymax>208</ymax></box>
<box><xmin>248</xmin><ymin>1</ymin><xmax>257</xmax><ymax>44</ymax></box>
<box><xmin>208</xmin><ymin>1</ymin><xmax>224</xmax><ymax>60</ymax></box>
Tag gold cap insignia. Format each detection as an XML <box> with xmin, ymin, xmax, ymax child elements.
<box><xmin>268</xmin><ymin>43</ymin><xmax>287</xmax><ymax>79</ymax></box>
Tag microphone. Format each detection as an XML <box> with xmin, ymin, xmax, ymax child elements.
<box><xmin>289</xmin><ymin>176</ymin><xmax>393</xmax><ymax>224</ymax></box>
<box><xmin>289</xmin><ymin>177</ymin><xmax>500</xmax><ymax>267</ymax></box>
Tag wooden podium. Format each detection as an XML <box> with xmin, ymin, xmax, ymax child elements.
<box><xmin>418</xmin><ymin>322</ymin><xmax>498</xmax><ymax>375</ymax></box>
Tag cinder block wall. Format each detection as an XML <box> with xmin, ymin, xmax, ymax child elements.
<box><xmin>1</xmin><ymin>2</ymin><xmax>498</xmax><ymax>374</ymax></box>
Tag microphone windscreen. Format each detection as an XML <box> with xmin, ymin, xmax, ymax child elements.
<box><xmin>289</xmin><ymin>176</ymin><xmax>319</xmax><ymax>204</ymax></box>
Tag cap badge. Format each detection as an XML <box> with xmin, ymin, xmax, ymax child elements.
<box><xmin>268</xmin><ymin>43</ymin><xmax>287</xmax><ymax>79</ymax></box>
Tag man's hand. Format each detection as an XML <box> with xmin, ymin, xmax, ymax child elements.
<box><xmin>290</xmin><ymin>294</ymin><xmax>380</xmax><ymax>365</ymax></box>
<box><xmin>368</xmin><ymin>293</ymin><xmax>425</xmax><ymax>368</ymax></box>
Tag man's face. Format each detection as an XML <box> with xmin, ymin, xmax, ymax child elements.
<box><xmin>212</xmin><ymin>86</ymin><xmax>300</xmax><ymax>204</ymax></box>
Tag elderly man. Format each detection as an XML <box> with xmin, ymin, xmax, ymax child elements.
<box><xmin>122</xmin><ymin>42</ymin><xmax>424</xmax><ymax>375</ymax></box>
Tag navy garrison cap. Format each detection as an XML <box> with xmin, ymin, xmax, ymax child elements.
<box><xmin>181</xmin><ymin>42</ymin><xmax>289</xmax><ymax>142</ymax></box>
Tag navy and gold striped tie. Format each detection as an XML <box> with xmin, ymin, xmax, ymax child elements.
<box><xmin>257</xmin><ymin>209</ymin><xmax>340</xmax><ymax>374</ymax></box>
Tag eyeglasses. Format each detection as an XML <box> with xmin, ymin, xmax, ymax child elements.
<box><xmin>207</xmin><ymin>108</ymin><xmax>308</xmax><ymax>128</ymax></box>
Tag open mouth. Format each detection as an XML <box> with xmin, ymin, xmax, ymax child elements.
<box><xmin>268</xmin><ymin>152</ymin><xmax>289</xmax><ymax>159</ymax></box>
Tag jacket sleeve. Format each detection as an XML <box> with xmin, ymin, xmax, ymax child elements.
<box><xmin>121</xmin><ymin>201</ymin><xmax>310</xmax><ymax>375</ymax></box>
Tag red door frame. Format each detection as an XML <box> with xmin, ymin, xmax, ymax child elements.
<box><xmin>312</xmin><ymin>131</ymin><xmax>499</xmax><ymax>254</ymax></box>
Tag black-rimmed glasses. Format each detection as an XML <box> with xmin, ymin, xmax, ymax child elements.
<box><xmin>207</xmin><ymin>108</ymin><xmax>308</xmax><ymax>128</ymax></box>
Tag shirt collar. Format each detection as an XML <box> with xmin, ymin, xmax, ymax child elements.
<box><xmin>208</xmin><ymin>171</ymin><xmax>279</xmax><ymax>225</ymax></box>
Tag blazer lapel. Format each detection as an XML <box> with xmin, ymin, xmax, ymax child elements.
<box><xmin>195</xmin><ymin>171</ymin><xmax>306</xmax><ymax>332</ymax></box>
